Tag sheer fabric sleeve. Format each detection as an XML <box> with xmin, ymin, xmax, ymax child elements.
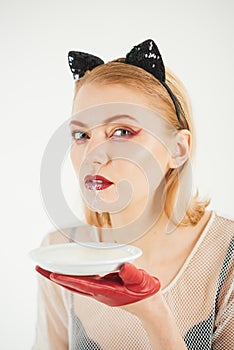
<box><xmin>32</xmin><ymin>233</ymin><xmax>70</xmax><ymax>350</ymax></box>
<box><xmin>32</xmin><ymin>275</ymin><xmax>69</xmax><ymax>350</ymax></box>
<box><xmin>212</xmin><ymin>237</ymin><xmax>234</xmax><ymax>350</ymax></box>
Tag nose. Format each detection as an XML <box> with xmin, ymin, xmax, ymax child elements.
<box><xmin>84</xmin><ymin>129</ymin><xmax>111</xmax><ymax>165</ymax></box>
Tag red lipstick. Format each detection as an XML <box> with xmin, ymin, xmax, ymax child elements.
<box><xmin>84</xmin><ymin>175</ymin><xmax>114</xmax><ymax>191</ymax></box>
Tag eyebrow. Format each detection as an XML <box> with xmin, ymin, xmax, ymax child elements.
<box><xmin>69</xmin><ymin>114</ymin><xmax>138</xmax><ymax>128</ymax></box>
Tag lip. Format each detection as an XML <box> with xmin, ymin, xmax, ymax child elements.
<box><xmin>84</xmin><ymin>175</ymin><xmax>114</xmax><ymax>191</ymax></box>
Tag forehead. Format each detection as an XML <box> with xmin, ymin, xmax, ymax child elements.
<box><xmin>72</xmin><ymin>83</ymin><xmax>153</xmax><ymax>113</ymax></box>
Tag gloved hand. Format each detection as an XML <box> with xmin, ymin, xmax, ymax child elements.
<box><xmin>36</xmin><ymin>263</ymin><xmax>160</xmax><ymax>307</ymax></box>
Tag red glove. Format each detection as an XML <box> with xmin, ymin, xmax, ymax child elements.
<box><xmin>36</xmin><ymin>263</ymin><xmax>160</xmax><ymax>307</ymax></box>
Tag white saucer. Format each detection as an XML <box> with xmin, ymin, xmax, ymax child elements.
<box><xmin>30</xmin><ymin>242</ymin><xmax>142</xmax><ymax>275</ymax></box>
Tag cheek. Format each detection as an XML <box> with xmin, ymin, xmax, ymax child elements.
<box><xmin>147</xmin><ymin>141</ymin><xmax>171</xmax><ymax>174</ymax></box>
<box><xmin>70</xmin><ymin>145</ymin><xmax>83</xmax><ymax>173</ymax></box>
<box><xmin>112</xmin><ymin>160</ymin><xmax>155</xmax><ymax>196</ymax></box>
<box><xmin>113</xmin><ymin>160</ymin><xmax>146</xmax><ymax>184</ymax></box>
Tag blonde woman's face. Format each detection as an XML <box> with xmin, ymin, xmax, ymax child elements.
<box><xmin>70</xmin><ymin>83</ymin><xmax>175</xmax><ymax>219</ymax></box>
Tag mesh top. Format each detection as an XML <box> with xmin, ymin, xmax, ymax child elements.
<box><xmin>32</xmin><ymin>211</ymin><xmax>234</xmax><ymax>349</ymax></box>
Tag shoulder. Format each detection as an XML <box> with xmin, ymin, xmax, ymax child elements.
<box><xmin>40</xmin><ymin>223</ymin><xmax>98</xmax><ymax>247</ymax></box>
<box><xmin>40</xmin><ymin>226</ymin><xmax>74</xmax><ymax>246</ymax></box>
<box><xmin>213</xmin><ymin>209</ymin><xmax>234</xmax><ymax>224</ymax></box>
<box><xmin>195</xmin><ymin>211</ymin><xmax>234</xmax><ymax>276</ymax></box>
<box><xmin>208</xmin><ymin>210</ymin><xmax>234</xmax><ymax>241</ymax></box>
<box><xmin>208</xmin><ymin>211</ymin><xmax>234</xmax><ymax>284</ymax></box>
<box><xmin>212</xmin><ymin>213</ymin><xmax>234</xmax><ymax>328</ymax></box>
<box><xmin>206</xmin><ymin>211</ymin><xmax>234</xmax><ymax>264</ymax></box>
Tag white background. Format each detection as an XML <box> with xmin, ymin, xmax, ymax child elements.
<box><xmin>1</xmin><ymin>0</ymin><xmax>234</xmax><ymax>348</ymax></box>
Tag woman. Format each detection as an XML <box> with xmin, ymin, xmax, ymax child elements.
<box><xmin>33</xmin><ymin>39</ymin><xmax>233</xmax><ymax>349</ymax></box>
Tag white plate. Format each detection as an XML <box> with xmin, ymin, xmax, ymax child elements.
<box><xmin>30</xmin><ymin>242</ymin><xmax>142</xmax><ymax>275</ymax></box>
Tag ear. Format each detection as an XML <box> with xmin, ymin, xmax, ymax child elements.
<box><xmin>169</xmin><ymin>129</ymin><xmax>191</xmax><ymax>169</ymax></box>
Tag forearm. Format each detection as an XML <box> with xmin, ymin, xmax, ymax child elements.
<box><xmin>124</xmin><ymin>292</ymin><xmax>188</xmax><ymax>350</ymax></box>
<box><xmin>141</xmin><ymin>296</ymin><xmax>187</xmax><ymax>349</ymax></box>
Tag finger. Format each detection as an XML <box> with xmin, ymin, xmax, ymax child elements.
<box><xmin>50</xmin><ymin>274</ymin><xmax>95</xmax><ymax>296</ymax></box>
<box><xmin>50</xmin><ymin>273</ymin><xmax>118</xmax><ymax>295</ymax></box>
<box><xmin>50</xmin><ymin>273</ymin><xmax>100</xmax><ymax>294</ymax></box>
<box><xmin>35</xmin><ymin>265</ymin><xmax>52</xmax><ymax>280</ymax></box>
<box><xmin>50</xmin><ymin>279</ymin><xmax>93</xmax><ymax>296</ymax></box>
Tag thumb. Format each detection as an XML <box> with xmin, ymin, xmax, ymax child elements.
<box><xmin>119</xmin><ymin>263</ymin><xmax>161</xmax><ymax>294</ymax></box>
<box><xmin>119</xmin><ymin>263</ymin><xmax>144</xmax><ymax>285</ymax></box>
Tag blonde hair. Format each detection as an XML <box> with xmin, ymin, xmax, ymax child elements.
<box><xmin>72</xmin><ymin>59</ymin><xmax>210</xmax><ymax>227</ymax></box>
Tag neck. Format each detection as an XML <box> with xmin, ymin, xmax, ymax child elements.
<box><xmin>105</xmin><ymin>181</ymin><xmax>166</xmax><ymax>244</ymax></box>
<box><xmin>132</xmin><ymin>209</ymin><xmax>212</xmax><ymax>265</ymax></box>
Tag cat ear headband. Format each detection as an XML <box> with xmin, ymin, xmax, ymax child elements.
<box><xmin>68</xmin><ymin>39</ymin><xmax>186</xmax><ymax>126</ymax></box>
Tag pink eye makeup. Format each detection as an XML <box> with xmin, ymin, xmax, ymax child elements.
<box><xmin>110</xmin><ymin>127</ymin><xmax>142</xmax><ymax>139</ymax></box>
<box><xmin>70</xmin><ymin>126</ymin><xmax>142</xmax><ymax>143</ymax></box>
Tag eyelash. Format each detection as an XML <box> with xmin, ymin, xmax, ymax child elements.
<box><xmin>71</xmin><ymin>128</ymin><xmax>138</xmax><ymax>143</ymax></box>
<box><xmin>71</xmin><ymin>130</ymin><xmax>90</xmax><ymax>142</ymax></box>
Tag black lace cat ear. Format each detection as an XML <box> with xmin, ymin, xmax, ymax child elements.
<box><xmin>125</xmin><ymin>39</ymin><xmax>184</xmax><ymax>125</ymax></box>
<box><xmin>68</xmin><ymin>51</ymin><xmax>104</xmax><ymax>80</ymax></box>
<box><xmin>68</xmin><ymin>40</ymin><xmax>186</xmax><ymax>126</ymax></box>
<box><xmin>125</xmin><ymin>39</ymin><xmax>166</xmax><ymax>83</ymax></box>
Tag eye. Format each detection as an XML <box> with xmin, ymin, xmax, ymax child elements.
<box><xmin>71</xmin><ymin>130</ymin><xmax>90</xmax><ymax>142</ymax></box>
<box><xmin>111</xmin><ymin>128</ymin><xmax>135</xmax><ymax>138</ymax></box>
